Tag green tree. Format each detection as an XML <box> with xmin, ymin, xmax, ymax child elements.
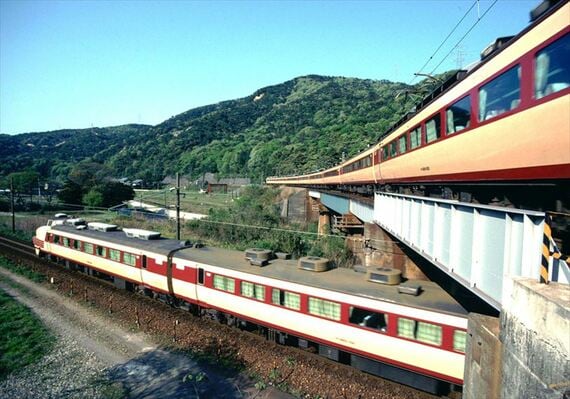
<box><xmin>82</xmin><ymin>188</ymin><xmax>104</xmax><ymax>207</ymax></box>
<box><xmin>5</xmin><ymin>171</ymin><xmax>40</xmax><ymax>193</ymax></box>
<box><xmin>58</xmin><ymin>180</ymin><xmax>83</xmax><ymax>205</ymax></box>
<box><xmin>68</xmin><ymin>162</ymin><xmax>110</xmax><ymax>190</ymax></box>
<box><xmin>97</xmin><ymin>182</ymin><xmax>135</xmax><ymax>207</ymax></box>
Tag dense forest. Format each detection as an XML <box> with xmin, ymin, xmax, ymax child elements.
<box><xmin>1</xmin><ymin>74</ymin><xmax>448</xmax><ymax>185</ymax></box>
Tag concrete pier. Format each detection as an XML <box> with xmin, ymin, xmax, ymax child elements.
<box><xmin>463</xmin><ymin>314</ymin><xmax>502</xmax><ymax>399</ymax></box>
<box><xmin>465</xmin><ymin>279</ymin><xmax>570</xmax><ymax>399</ymax></box>
<box><xmin>500</xmin><ymin>279</ymin><xmax>569</xmax><ymax>399</ymax></box>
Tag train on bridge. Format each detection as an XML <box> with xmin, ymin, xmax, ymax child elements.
<box><xmin>267</xmin><ymin>1</ymin><xmax>570</xmax><ymax>247</ymax></box>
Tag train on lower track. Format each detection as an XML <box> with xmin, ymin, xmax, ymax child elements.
<box><xmin>266</xmin><ymin>1</ymin><xmax>570</xmax><ymax>247</ymax></box>
<box><xmin>33</xmin><ymin>219</ymin><xmax>467</xmax><ymax>394</ymax></box>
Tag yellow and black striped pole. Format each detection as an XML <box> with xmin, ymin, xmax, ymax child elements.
<box><xmin>541</xmin><ymin>213</ymin><xmax>569</xmax><ymax>284</ymax></box>
<box><xmin>540</xmin><ymin>214</ymin><xmax>552</xmax><ymax>284</ymax></box>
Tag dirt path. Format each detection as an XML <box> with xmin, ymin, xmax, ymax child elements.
<box><xmin>0</xmin><ymin>267</ymin><xmax>292</xmax><ymax>399</ymax></box>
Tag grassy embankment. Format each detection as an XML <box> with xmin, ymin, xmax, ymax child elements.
<box><xmin>0</xmin><ymin>257</ymin><xmax>53</xmax><ymax>380</ymax></box>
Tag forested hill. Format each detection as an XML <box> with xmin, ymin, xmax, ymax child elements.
<box><xmin>0</xmin><ymin>124</ymin><xmax>150</xmax><ymax>179</ymax></box>
<box><xmin>2</xmin><ymin>74</ymin><xmax>441</xmax><ymax>183</ymax></box>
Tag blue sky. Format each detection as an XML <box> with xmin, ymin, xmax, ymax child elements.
<box><xmin>1</xmin><ymin>0</ymin><xmax>537</xmax><ymax>134</ymax></box>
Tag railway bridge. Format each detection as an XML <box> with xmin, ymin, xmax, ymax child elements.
<box><xmin>282</xmin><ymin>187</ymin><xmax>569</xmax><ymax>399</ymax></box>
<box><xmin>302</xmin><ymin>189</ymin><xmax>569</xmax><ymax>310</ymax></box>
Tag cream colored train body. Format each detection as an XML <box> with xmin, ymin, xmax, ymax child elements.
<box><xmin>267</xmin><ymin>2</ymin><xmax>570</xmax><ymax>193</ymax></box>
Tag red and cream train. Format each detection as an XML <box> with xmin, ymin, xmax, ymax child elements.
<box><xmin>266</xmin><ymin>1</ymin><xmax>570</xmax><ymax>213</ymax></box>
<box><xmin>34</xmin><ymin>220</ymin><xmax>467</xmax><ymax>394</ymax></box>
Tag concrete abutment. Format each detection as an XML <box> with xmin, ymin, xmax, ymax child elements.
<box><xmin>465</xmin><ymin>279</ymin><xmax>570</xmax><ymax>399</ymax></box>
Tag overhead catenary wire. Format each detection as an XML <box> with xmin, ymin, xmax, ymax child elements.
<box><xmin>428</xmin><ymin>0</ymin><xmax>499</xmax><ymax>76</ymax></box>
<box><xmin>409</xmin><ymin>0</ymin><xmax>479</xmax><ymax>85</ymax></box>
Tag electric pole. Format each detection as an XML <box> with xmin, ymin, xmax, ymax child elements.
<box><xmin>176</xmin><ymin>173</ymin><xmax>181</xmax><ymax>241</ymax></box>
<box><xmin>10</xmin><ymin>177</ymin><xmax>15</xmax><ymax>233</ymax></box>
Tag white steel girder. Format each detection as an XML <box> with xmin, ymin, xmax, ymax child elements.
<box><xmin>374</xmin><ymin>192</ymin><xmax>569</xmax><ymax>309</ymax></box>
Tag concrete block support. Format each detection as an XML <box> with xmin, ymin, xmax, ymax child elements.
<box><xmin>363</xmin><ymin>223</ymin><xmax>427</xmax><ymax>280</ymax></box>
<box><xmin>463</xmin><ymin>314</ymin><xmax>502</xmax><ymax>399</ymax></box>
<box><xmin>500</xmin><ymin>279</ymin><xmax>570</xmax><ymax>399</ymax></box>
<box><xmin>318</xmin><ymin>211</ymin><xmax>330</xmax><ymax>236</ymax></box>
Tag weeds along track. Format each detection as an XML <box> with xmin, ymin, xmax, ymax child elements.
<box><xmin>0</xmin><ymin>237</ymin><xmax>435</xmax><ymax>399</ymax></box>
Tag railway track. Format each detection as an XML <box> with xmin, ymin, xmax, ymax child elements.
<box><xmin>0</xmin><ymin>235</ymin><xmax>36</xmax><ymax>257</ymax></box>
<box><xmin>0</xmin><ymin>234</ymin><xmax>441</xmax><ymax>399</ymax></box>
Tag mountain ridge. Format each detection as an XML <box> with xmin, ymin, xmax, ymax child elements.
<box><xmin>2</xmin><ymin>74</ymin><xmax>445</xmax><ymax>183</ymax></box>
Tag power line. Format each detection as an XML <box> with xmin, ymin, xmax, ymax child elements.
<box><xmin>428</xmin><ymin>0</ymin><xmax>499</xmax><ymax>76</ymax></box>
<box><xmin>409</xmin><ymin>0</ymin><xmax>479</xmax><ymax>85</ymax></box>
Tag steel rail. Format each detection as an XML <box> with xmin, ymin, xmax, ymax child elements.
<box><xmin>0</xmin><ymin>235</ymin><xmax>35</xmax><ymax>257</ymax></box>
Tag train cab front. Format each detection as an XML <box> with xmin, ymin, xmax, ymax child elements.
<box><xmin>33</xmin><ymin>224</ymin><xmax>50</xmax><ymax>257</ymax></box>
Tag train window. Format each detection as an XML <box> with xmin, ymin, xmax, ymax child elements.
<box><xmin>254</xmin><ymin>284</ymin><xmax>265</xmax><ymax>301</ymax></box>
<box><xmin>398</xmin><ymin>135</ymin><xmax>407</xmax><ymax>154</ymax></box>
<box><xmin>389</xmin><ymin>141</ymin><xmax>397</xmax><ymax>157</ymax></box>
<box><xmin>410</xmin><ymin>126</ymin><xmax>421</xmax><ymax>149</ymax></box>
<box><xmin>96</xmin><ymin>246</ymin><xmax>106</xmax><ymax>257</ymax></box>
<box><xmin>479</xmin><ymin>65</ymin><xmax>521</xmax><ymax>121</ymax></box>
<box><xmin>109</xmin><ymin>249</ymin><xmax>121</xmax><ymax>262</ymax></box>
<box><xmin>349</xmin><ymin>306</ymin><xmax>387</xmax><ymax>331</ymax></box>
<box><xmin>83</xmin><ymin>242</ymin><xmax>93</xmax><ymax>254</ymax></box>
<box><xmin>416</xmin><ymin>322</ymin><xmax>442</xmax><ymax>346</ymax></box>
<box><xmin>446</xmin><ymin>95</ymin><xmax>471</xmax><ymax>134</ymax></box>
<box><xmin>62</xmin><ymin>237</ymin><xmax>70</xmax><ymax>247</ymax></box>
<box><xmin>381</xmin><ymin>146</ymin><xmax>389</xmax><ymax>160</ymax></box>
<box><xmin>73</xmin><ymin>240</ymin><xmax>81</xmax><ymax>250</ymax></box>
<box><xmin>308</xmin><ymin>297</ymin><xmax>341</xmax><ymax>321</ymax></box>
<box><xmin>272</xmin><ymin>289</ymin><xmax>300</xmax><ymax>310</ymax></box>
<box><xmin>213</xmin><ymin>275</ymin><xmax>235</xmax><ymax>293</ymax></box>
<box><xmin>53</xmin><ymin>235</ymin><xmax>59</xmax><ymax>244</ymax></box>
<box><xmin>453</xmin><ymin>330</ymin><xmax>467</xmax><ymax>352</ymax></box>
<box><xmin>241</xmin><ymin>281</ymin><xmax>265</xmax><ymax>301</ymax></box>
<box><xmin>425</xmin><ymin>114</ymin><xmax>441</xmax><ymax>143</ymax></box>
<box><xmin>271</xmin><ymin>289</ymin><xmax>281</xmax><ymax>305</ymax></box>
<box><xmin>123</xmin><ymin>253</ymin><xmax>136</xmax><ymax>266</ymax></box>
<box><xmin>284</xmin><ymin>291</ymin><xmax>300</xmax><ymax>310</ymax></box>
<box><xmin>535</xmin><ymin>33</ymin><xmax>570</xmax><ymax>99</ymax></box>
<box><xmin>397</xmin><ymin>317</ymin><xmax>416</xmax><ymax>339</ymax></box>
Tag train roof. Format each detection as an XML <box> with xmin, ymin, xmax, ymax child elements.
<box><xmin>50</xmin><ymin>224</ymin><xmax>467</xmax><ymax>316</ymax></box>
<box><xmin>179</xmin><ymin>245</ymin><xmax>468</xmax><ymax>316</ymax></box>
<box><xmin>50</xmin><ymin>224</ymin><xmax>184</xmax><ymax>253</ymax></box>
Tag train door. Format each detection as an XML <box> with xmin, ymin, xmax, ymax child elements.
<box><xmin>197</xmin><ymin>267</ymin><xmax>204</xmax><ymax>285</ymax></box>
<box><xmin>139</xmin><ymin>255</ymin><xmax>147</xmax><ymax>284</ymax></box>
<box><xmin>196</xmin><ymin>267</ymin><xmax>204</xmax><ymax>305</ymax></box>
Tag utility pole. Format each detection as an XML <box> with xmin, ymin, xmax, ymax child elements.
<box><xmin>10</xmin><ymin>177</ymin><xmax>15</xmax><ymax>233</ymax></box>
<box><xmin>176</xmin><ymin>173</ymin><xmax>181</xmax><ymax>241</ymax></box>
